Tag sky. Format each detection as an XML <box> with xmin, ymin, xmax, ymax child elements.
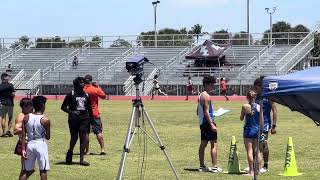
<box><xmin>0</xmin><ymin>0</ymin><xmax>319</xmax><ymax>38</ymax></box>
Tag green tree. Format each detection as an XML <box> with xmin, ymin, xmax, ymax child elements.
<box><xmin>69</xmin><ymin>38</ymin><xmax>86</xmax><ymax>48</ymax></box>
<box><xmin>90</xmin><ymin>36</ymin><xmax>102</xmax><ymax>48</ymax></box>
<box><xmin>10</xmin><ymin>35</ymin><xmax>32</xmax><ymax>48</ymax></box>
<box><xmin>36</xmin><ymin>36</ymin><xmax>66</xmax><ymax>48</ymax></box>
<box><xmin>311</xmin><ymin>32</ymin><xmax>320</xmax><ymax>57</ymax></box>
<box><xmin>137</xmin><ymin>28</ymin><xmax>194</xmax><ymax>47</ymax></box>
<box><xmin>290</xmin><ymin>24</ymin><xmax>310</xmax><ymax>44</ymax></box>
<box><xmin>211</xmin><ymin>29</ymin><xmax>230</xmax><ymax>45</ymax></box>
<box><xmin>231</xmin><ymin>31</ymin><xmax>253</xmax><ymax>45</ymax></box>
<box><xmin>191</xmin><ymin>24</ymin><xmax>203</xmax><ymax>43</ymax></box>
<box><xmin>110</xmin><ymin>39</ymin><xmax>132</xmax><ymax>47</ymax></box>
<box><xmin>262</xmin><ymin>21</ymin><xmax>292</xmax><ymax>45</ymax></box>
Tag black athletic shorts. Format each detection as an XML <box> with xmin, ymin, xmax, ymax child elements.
<box><xmin>200</xmin><ymin>123</ymin><xmax>217</xmax><ymax>141</ymax></box>
<box><xmin>91</xmin><ymin>117</ymin><xmax>103</xmax><ymax>134</ymax></box>
<box><xmin>68</xmin><ymin>113</ymin><xmax>90</xmax><ymax>135</ymax></box>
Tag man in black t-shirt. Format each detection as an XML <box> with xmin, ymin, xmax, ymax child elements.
<box><xmin>0</xmin><ymin>73</ymin><xmax>15</xmax><ymax>137</ymax></box>
<box><xmin>61</xmin><ymin>77</ymin><xmax>93</xmax><ymax>166</ymax></box>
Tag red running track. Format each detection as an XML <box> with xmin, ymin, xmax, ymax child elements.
<box><xmin>15</xmin><ymin>95</ymin><xmax>246</xmax><ymax>101</ymax></box>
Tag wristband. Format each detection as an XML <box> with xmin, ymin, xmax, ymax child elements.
<box><xmin>272</xmin><ymin>124</ymin><xmax>277</xmax><ymax>128</ymax></box>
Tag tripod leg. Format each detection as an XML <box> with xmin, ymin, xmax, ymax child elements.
<box><xmin>117</xmin><ymin>106</ymin><xmax>137</xmax><ymax>180</ymax></box>
<box><xmin>141</xmin><ymin>107</ymin><xmax>180</xmax><ymax>180</ymax></box>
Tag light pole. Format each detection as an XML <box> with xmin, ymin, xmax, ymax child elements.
<box><xmin>265</xmin><ymin>7</ymin><xmax>277</xmax><ymax>44</ymax></box>
<box><xmin>247</xmin><ymin>0</ymin><xmax>250</xmax><ymax>46</ymax></box>
<box><xmin>152</xmin><ymin>1</ymin><xmax>160</xmax><ymax>47</ymax></box>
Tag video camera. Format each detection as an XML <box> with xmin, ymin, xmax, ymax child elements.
<box><xmin>125</xmin><ymin>56</ymin><xmax>149</xmax><ymax>76</ymax></box>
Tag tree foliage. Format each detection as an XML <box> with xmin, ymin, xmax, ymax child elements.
<box><xmin>190</xmin><ymin>24</ymin><xmax>203</xmax><ymax>43</ymax></box>
<box><xmin>110</xmin><ymin>39</ymin><xmax>132</xmax><ymax>47</ymax></box>
<box><xmin>311</xmin><ymin>33</ymin><xmax>320</xmax><ymax>57</ymax></box>
<box><xmin>69</xmin><ymin>38</ymin><xmax>86</xmax><ymax>48</ymax></box>
<box><xmin>10</xmin><ymin>35</ymin><xmax>32</xmax><ymax>48</ymax></box>
<box><xmin>35</xmin><ymin>36</ymin><xmax>66</xmax><ymax>48</ymax></box>
<box><xmin>231</xmin><ymin>31</ymin><xmax>253</xmax><ymax>45</ymax></box>
<box><xmin>261</xmin><ymin>21</ymin><xmax>309</xmax><ymax>45</ymax></box>
<box><xmin>211</xmin><ymin>29</ymin><xmax>230</xmax><ymax>45</ymax></box>
<box><xmin>290</xmin><ymin>24</ymin><xmax>310</xmax><ymax>44</ymax></box>
<box><xmin>137</xmin><ymin>28</ymin><xmax>194</xmax><ymax>47</ymax></box>
<box><xmin>90</xmin><ymin>36</ymin><xmax>102</xmax><ymax>48</ymax></box>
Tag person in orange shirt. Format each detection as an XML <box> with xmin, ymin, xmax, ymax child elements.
<box><xmin>83</xmin><ymin>75</ymin><xmax>107</xmax><ymax>155</ymax></box>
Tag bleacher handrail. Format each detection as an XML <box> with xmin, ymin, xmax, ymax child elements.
<box><xmin>81</xmin><ymin>42</ymin><xmax>90</xmax><ymax>55</ymax></box>
<box><xmin>0</xmin><ymin>49</ymin><xmax>13</xmax><ymax>64</ymax></box>
<box><xmin>42</xmin><ymin>66</ymin><xmax>52</xmax><ymax>77</ymax></box>
<box><xmin>24</xmin><ymin>69</ymin><xmax>41</xmax><ymax>90</ymax></box>
<box><xmin>14</xmin><ymin>44</ymin><xmax>24</xmax><ymax>54</ymax></box>
<box><xmin>123</xmin><ymin>76</ymin><xmax>135</xmax><ymax>95</ymax></box>
<box><xmin>11</xmin><ymin>69</ymin><xmax>25</xmax><ymax>88</ymax></box>
<box><xmin>0</xmin><ymin>44</ymin><xmax>24</xmax><ymax>64</ymax></box>
<box><xmin>166</xmin><ymin>43</ymin><xmax>197</xmax><ymax>69</ymax></box>
<box><xmin>107</xmin><ymin>42</ymin><xmax>142</xmax><ymax>71</ymax></box>
<box><xmin>242</xmin><ymin>40</ymin><xmax>274</xmax><ymax>71</ymax></box>
<box><xmin>53</xmin><ymin>57</ymin><xmax>66</xmax><ymax>71</ymax></box>
<box><xmin>97</xmin><ymin>66</ymin><xmax>107</xmax><ymax>80</ymax></box>
<box><xmin>142</xmin><ymin>68</ymin><xmax>160</xmax><ymax>96</ymax></box>
<box><xmin>279</xmin><ymin>35</ymin><xmax>315</xmax><ymax>73</ymax></box>
<box><xmin>275</xmin><ymin>31</ymin><xmax>315</xmax><ymax>70</ymax></box>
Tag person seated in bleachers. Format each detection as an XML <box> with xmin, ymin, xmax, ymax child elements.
<box><xmin>72</xmin><ymin>56</ymin><xmax>79</xmax><ymax>68</ymax></box>
<box><xmin>6</xmin><ymin>63</ymin><xmax>12</xmax><ymax>72</ymax></box>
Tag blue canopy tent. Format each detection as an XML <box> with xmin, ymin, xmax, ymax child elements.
<box><xmin>262</xmin><ymin>67</ymin><xmax>320</xmax><ymax>126</ymax></box>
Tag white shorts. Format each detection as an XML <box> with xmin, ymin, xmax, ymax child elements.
<box><xmin>23</xmin><ymin>140</ymin><xmax>50</xmax><ymax>171</ymax></box>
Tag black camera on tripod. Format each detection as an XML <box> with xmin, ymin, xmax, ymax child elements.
<box><xmin>125</xmin><ymin>56</ymin><xmax>149</xmax><ymax>76</ymax></box>
<box><xmin>126</xmin><ymin>56</ymin><xmax>149</xmax><ymax>85</ymax></box>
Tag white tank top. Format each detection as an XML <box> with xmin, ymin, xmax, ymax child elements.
<box><xmin>197</xmin><ymin>92</ymin><xmax>214</xmax><ymax>125</ymax></box>
<box><xmin>25</xmin><ymin>113</ymin><xmax>46</xmax><ymax>142</ymax></box>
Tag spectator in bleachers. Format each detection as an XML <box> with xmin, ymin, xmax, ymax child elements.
<box><xmin>6</xmin><ymin>63</ymin><xmax>12</xmax><ymax>72</ymax></box>
<box><xmin>72</xmin><ymin>56</ymin><xmax>79</xmax><ymax>68</ymax></box>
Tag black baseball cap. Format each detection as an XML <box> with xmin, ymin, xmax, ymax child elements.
<box><xmin>84</xmin><ymin>74</ymin><xmax>93</xmax><ymax>82</ymax></box>
<box><xmin>1</xmin><ymin>72</ymin><xmax>10</xmax><ymax>80</ymax></box>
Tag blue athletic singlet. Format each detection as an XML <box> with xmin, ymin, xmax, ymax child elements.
<box><xmin>255</xmin><ymin>95</ymin><xmax>272</xmax><ymax>132</ymax></box>
<box><xmin>243</xmin><ymin>103</ymin><xmax>260</xmax><ymax>138</ymax></box>
<box><xmin>197</xmin><ymin>92</ymin><xmax>214</xmax><ymax>126</ymax></box>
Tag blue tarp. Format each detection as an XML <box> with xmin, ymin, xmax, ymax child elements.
<box><xmin>262</xmin><ymin>67</ymin><xmax>320</xmax><ymax>125</ymax></box>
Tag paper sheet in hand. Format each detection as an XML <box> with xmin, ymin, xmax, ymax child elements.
<box><xmin>213</xmin><ymin>108</ymin><xmax>231</xmax><ymax>117</ymax></box>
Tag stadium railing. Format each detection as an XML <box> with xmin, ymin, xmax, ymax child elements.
<box><xmin>11</xmin><ymin>69</ymin><xmax>26</xmax><ymax>89</ymax></box>
<box><xmin>276</xmin><ymin>31</ymin><xmax>315</xmax><ymax>74</ymax></box>
<box><xmin>0</xmin><ymin>32</ymin><xmax>310</xmax><ymax>49</ymax></box>
<box><xmin>0</xmin><ymin>44</ymin><xmax>24</xmax><ymax>64</ymax></box>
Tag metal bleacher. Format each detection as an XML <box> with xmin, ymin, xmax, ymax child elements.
<box><xmin>43</xmin><ymin>47</ymin><xmax>130</xmax><ymax>84</ymax></box>
<box><xmin>0</xmin><ymin>31</ymin><xmax>315</xmax><ymax>95</ymax></box>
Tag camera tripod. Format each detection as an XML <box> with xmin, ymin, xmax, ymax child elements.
<box><xmin>117</xmin><ymin>76</ymin><xmax>180</xmax><ymax>180</ymax></box>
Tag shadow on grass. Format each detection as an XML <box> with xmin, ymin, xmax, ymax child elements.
<box><xmin>55</xmin><ymin>161</ymin><xmax>80</xmax><ymax>165</ymax></box>
<box><xmin>183</xmin><ymin>168</ymin><xmax>247</xmax><ymax>175</ymax></box>
<box><xmin>73</xmin><ymin>152</ymin><xmax>104</xmax><ymax>156</ymax></box>
<box><xmin>183</xmin><ymin>168</ymin><xmax>199</xmax><ymax>172</ymax></box>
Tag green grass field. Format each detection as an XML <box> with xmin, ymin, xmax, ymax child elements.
<box><xmin>0</xmin><ymin>100</ymin><xmax>320</xmax><ymax>180</ymax></box>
